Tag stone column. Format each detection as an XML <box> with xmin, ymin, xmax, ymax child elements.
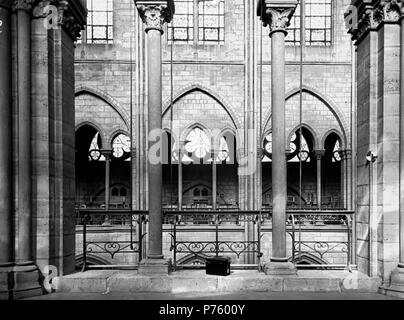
<box><xmin>345</xmin><ymin>149</ymin><xmax>353</xmax><ymax>210</ymax></box>
<box><xmin>340</xmin><ymin>150</ymin><xmax>347</xmax><ymax>209</ymax></box>
<box><xmin>258</xmin><ymin>0</ymin><xmax>298</xmax><ymax>275</ymax></box>
<box><xmin>212</xmin><ymin>153</ymin><xmax>217</xmax><ymax>210</ymax></box>
<box><xmin>101</xmin><ymin>150</ymin><xmax>112</xmax><ymax>226</ymax></box>
<box><xmin>14</xmin><ymin>0</ymin><xmax>33</xmax><ymax>266</ymax></box>
<box><xmin>314</xmin><ymin>150</ymin><xmax>325</xmax><ymax>209</ymax></box>
<box><xmin>178</xmin><ymin>146</ymin><xmax>183</xmax><ymax>210</ymax></box>
<box><xmin>136</xmin><ymin>0</ymin><xmax>174</xmax><ymax>274</ymax></box>
<box><xmin>0</xmin><ymin>0</ymin><xmax>13</xmax><ymax>300</ymax></box>
<box><xmin>390</xmin><ymin>3</ymin><xmax>404</xmax><ymax>295</ymax></box>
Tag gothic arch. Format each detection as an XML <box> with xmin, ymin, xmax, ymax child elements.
<box><xmin>75</xmin><ymin>121</ymin><xmax>108</xmax><ymax>147</ymax></box>
<box><xmin>75</xmin><ymin>85</ymin><xmax>130</xmax><ymax>129</ymax></box>
<box><xmin>287</xmin><ymin>123</ymin><xmax>321</xmax><ymax>150</ymax></box>
<box><xmin>108</xmin><ymin>129</ymin><xmax>131</xmax><ymax>147</ymax></box>
<box><xmin>263</xmin><ymin>86</ymin><xmax>349</xmax><ymax>146</ymax></box>
<box><xmin>180</xmin><ymin>122</ymin><xmax>211</xmax><ymax>144</ymax></box>
<box><xmin>321</xmin><ymin>129</ymin><xmax>345</xmax><ymax>150</ymax></box>
<box><xmin>163</xmin><ymin>84</ymin><xmax>242</xmax><ymax>130</ymax></box>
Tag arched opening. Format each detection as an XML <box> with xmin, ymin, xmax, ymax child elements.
<box><xmin>322</xmin><ymin>132</ymin><xmax>343</xmax><ymax>209</ymax></box>
<box><xmin>75</xmin><ymin>124</ymin><xmax>105</xmax><ymax>207</ymax></box>
<box><xmin>262</xmin><ymin>127</ymin><xmax>317</xmax><ymax>209</ymax></box>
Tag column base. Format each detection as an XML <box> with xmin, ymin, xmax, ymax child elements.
<box><xmin>384</xmin><ymin>265</ymin><xmax>404</xmax><ymax>298</ymax></box>
<box><xmin>138</xmin><ymin>258</ymin><xmax>172</xmax><ymax>275</ymax></box>
<box><xmin>264</xmin><ymin>260</ymin><xmax>297</xmax><ymax>276</ymax></box>
<box><xmin>0</xmin><ymin>265</ymin><xmax>13</xmax><ymax>300</ymax></box>
<box><xmin>11</xmin><ymin>263</ymin><xmax>42</xmax><ymax>300</ymax></box>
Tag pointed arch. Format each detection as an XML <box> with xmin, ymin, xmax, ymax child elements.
<box><xmin>75</xmin><ymin>85</ymin><xmax>130</xmax><ymax>129</ymax></box>
<box><xmin>321</xmin><ymin>129</ymin><xmax>345</xmax><ymax>149</ymax></box>
<box><xmin>163</xmin><ymin>84</ymin><xmax>242</xmax><ymax>130</ymax></box>
<box><xmin>263</xmin><ymin>86</ymin><xmax>349</xmax><ymax>146</ymax></box>
<box><xmin>75</xmin><ymin>121</ymin><xmax>107</xmax><ymax>148</ymax></box>
<box><xmin>287</xmin><ymin>123</ymin><xmax>321</xmax><ymax>150</ymax></box>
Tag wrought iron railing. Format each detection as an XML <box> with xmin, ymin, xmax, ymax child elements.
<box><xmin>164</xmin><ymin>211</ymin><xmax>268</xmax><ymax>271</ymax></box>
<box><xmin>76</xmin><ymin>209</ymin><xmax>355</xmax><ymax>271</ymax></box>
<box><xmin>287</xmin><ymin>211</ymin><xmax>355</xmax><ymax>269</ymax></box>
<box><xmin>78</xmin><ymin>209</ymin><xmax>148</xmax><ymax>271</ymax></box>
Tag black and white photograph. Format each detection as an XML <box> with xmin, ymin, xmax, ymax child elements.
<box><xmin>0</xmin><ymin>0</ymin><xmax>404</xmax><ymax>313</ymax></box>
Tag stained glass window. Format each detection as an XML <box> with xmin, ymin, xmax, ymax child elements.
<box><xmin>185</xmin><ymin>128</ymin><xmax>211</xmax><ymax>159</ymax></box>
<box><xmin>86</xmin><ymin>0</ymin><xmax>113</xmax><ymax>44</ymax></box>
<box><xmin>112</xmin><ymin>134</ymin><xmax>131</xmax><ymax>159</ymax></box>
<box><xmin>286</xmin><ymin>0</ymin><xmax>332</xmax><ymax>46</ymax></box>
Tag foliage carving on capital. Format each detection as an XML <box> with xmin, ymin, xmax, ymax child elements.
<box><xmin>136</xmin><ymin>1</ymin><xmax>174</xmax><ymax>33</ymax></box>
<box><xmin>264</xmin><ymin>7</ymin><xmax>297</xmax><ymax>35</ymax></box>
<box><xmin>346</xmin><ymin>0</ymin><xmax>403</xmax><ymax>43</ymax></box>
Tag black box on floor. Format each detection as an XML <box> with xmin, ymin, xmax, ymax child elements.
<box><xmin>206</xmin><ymin>256</ymin><xmax>231</xmax><ymax>276</ymax></box>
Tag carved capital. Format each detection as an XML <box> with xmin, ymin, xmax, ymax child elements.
<box><xmin>313</xmin><ymin>149</ymin><xmax>326</xmax><ymax>160</ymax></box>
<box><xmin>135</xmin><ymin>1</ymin><xmax>174</xmax><ymax>33</ymax></box>
<box><xmin>258</xmin><ymin>0</ymin><xmax>298</xmax><ymax>36</ymax></box>
<box><xmin>346</xmin><ymin>0</ymin><xmax>403</xmax><ymax>43</ymax></box>
<box><xmin>31</xmin><ymin>0</ymin><xmax>87</xmax><ymax>42</ymax></box>
<box><xmin>12</xmin><ymin>0</ymin><xmax>34</xmax><ymax>11</ymax></box>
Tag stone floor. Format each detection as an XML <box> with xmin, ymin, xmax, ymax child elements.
<box><xmin>51</xmin><ymin>269</ymin><xmax>384</xmax><ymax>295</ymax></box>
<box><xmin>24</xmin><ymin>291</ymin><xmax>402</xmax><ymax>300</ymax></box>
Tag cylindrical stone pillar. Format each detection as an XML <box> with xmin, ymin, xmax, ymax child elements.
<box><xmin>399</xmin><ymin>16</ymin><xmax>404</xmax><ymax>269</ymax></box>
<box><xmin>270</xmin><ymin>30</ymin><xmax>288</xmax><ymax>262</ymax></box>
<box><xmin>0</xmin><ymin>1</ymin><xmax>12</xmax><ymax>267</ymax></box>
<box><xmin>15</xmin><ymin>6</ymin><xmax>32</xmax><ymax>265</ymax></box>
<box><xmin>314</xmin><ymin>150</ymin><xmax>325</xmax><ymax>210</ymax></box>
<box><xmin>212</xmin><ymin>154</ymin><xmax>217</xmax><ymax>210</ymax></box>
<box><xmin>178</xmin><ymin>147</ymin><xmax>183</xmax><ymax>210</ymax></box>
<box><xmin>258</xmin><ymin>1</ymin><xmax>298</xmax><ymax>274</ymax></box>
<box><xmin>147</xmin><ymin>27</ymin><xmax>164</xmax><ymax>259</ymax></box>
<box><xmin>346</xmin><ymin>150</ymin><xmax>353</xmax><ymax>210</ymax></box>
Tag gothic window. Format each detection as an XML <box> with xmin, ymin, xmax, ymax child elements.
<box><xmin>111</xmin><ymin>188</ymin><xmax>119</xmax><ymax>196</ymax></box>
<box><xmin>198</xmin><ymin>0</ymin><xmax>225</xmax><ymax>43</ymax></box>
<box><xmin>120</xmin><ymin>188</ymin><xmax>127</xmax><ymax>197</ymax></box>
<box><xmin>85</xmin><ymin>0</ymin><xmax>114</xmax><ymax>44</ymax></box>
<box><xmin>263</xmin><ymin>133</ymin><xmax>272</xmax><ymax>162</ymax></box>
<box><xmin>332</xmin><ymin>140</ymin><xmax>341</xmax><ymax>162</ymax></box>
<box><xmin>286</xmin><ymin>0</ymin><xmax>332</xmax><ymax>46</ymax></box>
<box><xmin>289</xmin><ymin>131</ymin><xmax>312</xmax><ymax>163</ymax></box>
<box><xmin>167</xmin><ymin>0</ymin><xmax>194</xmax><ymax>42</ymax></box>
<box><xmin>112</xmin><ymin>134</ymin><xmax>131</xmax><ymax>160</ymax></box>
<box><xmin>168</xmin><ymin>0</ymin><xmax>225</xmax><ymax>44</ymax></box>
<box><xmin>202</xmin><ymin>188</ymin><xmax>209</xmax><ymax>197</ymax></box>
<box><xmin>193</xmin><ymin>188</ymin><xmax>201</xmax><ymax>197</ymax></box>
<box><xmin>217</xmin><ymin>136</ymin><xmax>230</xmax><ymax>162</ymax></box>
<box><xmin>89</xmin><ymin>132</ymin><xmax>105</xmax><ymax>161</ymax></box>
<box><xmin>185</xmin><ymin>128</ymin><xmax>211</xmax><ymax>159</ymax></box>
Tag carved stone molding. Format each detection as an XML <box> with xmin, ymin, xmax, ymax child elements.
<box><xmin>346</xmin><ymin>0</ymin><xmax>403</xmax><ymax>44</ymax></box>
<box><xmin>31</xmin><ymin>0</ymin><xmax>87</xmax><ymax>41</ymax></box>
<box><xmin>257</xmin><ymin>0</ymin><xmax>298</xmax><ymax>36</ymax></box>
<box><xmin>135</xmin><ymin>1</ymin><xmax>174</xmax><ymax>33</ymax></box>
<box><xmin>11</xmin><ymin>0</ymin><xmax>34</xmax><ymax>11</ymax></box>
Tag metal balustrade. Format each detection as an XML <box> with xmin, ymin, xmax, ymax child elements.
<box><xmin>76</xmin><ymin>209</ymin><xmax>355</xmax><ymax>271</ymax></box>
